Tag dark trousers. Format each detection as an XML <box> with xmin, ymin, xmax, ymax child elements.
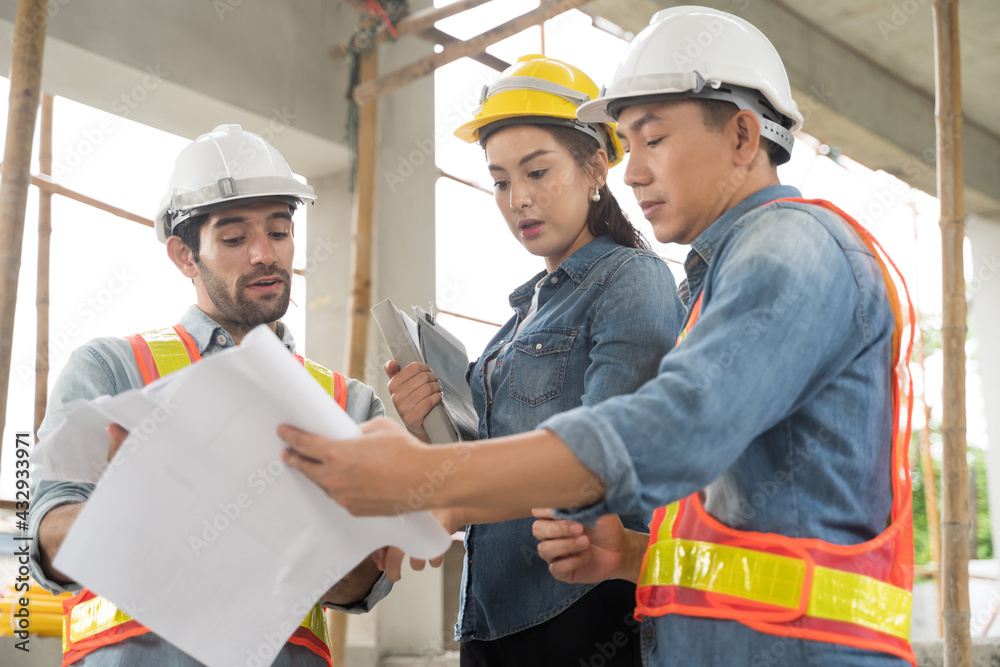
<box><xmin>459</xmin><ymin>579</ymin><xmax>642</xmax><ymax>667</ymax></box>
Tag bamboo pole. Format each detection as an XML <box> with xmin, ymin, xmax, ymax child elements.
<box><xmin>436</xmin><ymin>309</ymin><xmax>502</xmax><ymax>328</ymax></box>
<box><xmin>932</xmin><ymin>0</ymin><xmax>970</xmax><ymax>664</ymax></box>
<box><xmin>34</xmin><ymin>94</ymin><xmax>53</xmax><ymax>441</ymax></box>
<box><xmin>330</xmin><ymin>0</ymin><xmax>494</xmax><ymax>58</ymax></box>
<box><xmin>325</xmin><ymin>608</ymin><xmax>347</xmax><ymax>667</ymax></box>
<box><xmin>345</xmin><ymin>48</ymin><xmax>379</xmax><ymax>382</ymax></box>
<box><xmin>437</xmin><ymin>167</ymin><xmax>492</xmax><ymax>196</ymax></box>
<box><xmin>0</xmin><ymin>0</ymin><xmax>49</xmax><ymax>482</ymax></box>
<box><xmin>353</xmin><ymin>0</ymin><xmax>592</xmax><ymax>105</ymax></box>
<box><xmin>26</xmin><ymin>172</ymin><xmax>153</xmax><ymax>228</ymax></box>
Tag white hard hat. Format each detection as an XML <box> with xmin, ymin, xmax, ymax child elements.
<box><xmin>577</xmin><ymin>6</ymin><xmax>803</xmax><ymax>164</ymax></box>
<box><xmin>154</xmin><ymin>124</ymin><xmax>316</xmax><ymax>243</ymax></box>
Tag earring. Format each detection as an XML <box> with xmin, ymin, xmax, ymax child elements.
<box><xmin>591</xmin><ymin>187</ymin><xmax>601</xmax><ymax>203</ymax></box>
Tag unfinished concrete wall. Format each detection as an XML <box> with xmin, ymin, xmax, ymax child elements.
<box><xmin>0</xmin><ymin>0</ymin><xmax>356</xmax><ymax>176</ymax></box>
<box><xmin>969</xmin><ymin>215</ymin><xmax>1000</xmax><ymax>561</ymax></box>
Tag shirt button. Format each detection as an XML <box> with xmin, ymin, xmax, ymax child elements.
<box><xmin>550</xmin><ymin>276</ymin><xmax>558</xmax><ymax>284</ymax></box>
<box><xmin>216</xmin><ymin>334</ymin><xmax>228</xmax><ymax>346</ymax></box>
<box><xmin>535</xmin><ymin>343</ymin><xmax>542</xmax><ymax>350</ymax></box>
<box><xmin>499</xmin><ymin>340</ymin><xmax>505</xmax><ymax>345</ymax></box>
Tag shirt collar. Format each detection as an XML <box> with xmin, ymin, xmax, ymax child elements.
<box><xmin>689</xmin><ymin>184</ymin><xmax>802</xmax><ymax>266</ymax></box>
<box><xmin>178</xmin><ymin>304</ymin><xmax>297</xmax><ymax>355</ymax></box>
<box><xmin>508</xmin><ymin>235</ymin><xmax>620</xmax><ymax>308</ymax></box>
<box><xmin>557</xmin><ymin>234</ymin><xmax>622</xmax><ymax>285</ymax></box>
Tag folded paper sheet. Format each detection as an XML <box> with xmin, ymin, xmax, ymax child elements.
<box><xmin>45</xmin><ymin>326</ymin><xmax>450</xmax><ymax>667</ymax></box>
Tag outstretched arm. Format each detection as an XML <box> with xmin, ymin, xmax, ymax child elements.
<box><xmin>278</xmin><ymin>418</ymin><xmax>603</xmax><ymax>516</ymax></box>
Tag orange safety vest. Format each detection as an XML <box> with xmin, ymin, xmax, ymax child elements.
<box><xmin>635</xmin><ymin>199</ymin><xmax>916</xmax><ymax>664</ymax></box>
<box><xmin>61</xmin><ymin>323</ymin><xmax>348</xmax><ymax>666</ymax></box>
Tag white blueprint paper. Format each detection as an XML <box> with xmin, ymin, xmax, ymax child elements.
<box><xmin>48</xmin><ymin>325</ymin><xmax>450</xmax><ymax>667</ymax></box>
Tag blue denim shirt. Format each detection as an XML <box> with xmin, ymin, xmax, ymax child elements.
<box><xmin>544</xmin><ymin>186</ymin><xmax>908</xmax><ymax>665</ymax></box>
<box><xmin>28</xmin><ymin>305</ymin><xmax>391</xmax><ymax>615</ymax></box>
<box><xmin>458</xmin><ymin>235</ymin><xmax>684</xmax><ymax>641</ymax></box>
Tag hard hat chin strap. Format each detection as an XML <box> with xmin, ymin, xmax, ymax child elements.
<box><xmin>688</xmin><ymin>83</ymin><xmax>795</xmax><ymax>162</ymax></box>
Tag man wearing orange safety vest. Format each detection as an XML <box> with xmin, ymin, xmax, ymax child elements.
<box><xmin>28</xmin><ymin>125</ymin><xmax>390</xmax><ymax>666</ymax></box>
<box><xmin>271</xmin><ymin>7</ymin><xmax>916</xmax><ymax>666</ymax></box>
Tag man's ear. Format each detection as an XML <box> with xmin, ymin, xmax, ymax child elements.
<box><xmin>166</xmin><ymin>236</ymin><xmax>199</xmax><ymax>279</ymax></box>
<box><xmin>729</xmin><ymin>109</ymin><xmax>762</xmax><ymax>167</ymax></box>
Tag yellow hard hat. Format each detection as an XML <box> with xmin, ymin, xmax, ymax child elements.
<box><xmin>455</xmin><ymin>54</ymin><xmax>624</xmax><ymax>168</ymax></box>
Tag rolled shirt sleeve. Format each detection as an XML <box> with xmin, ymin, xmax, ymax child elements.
<box><xmin>29</xmin><ymin>341</ymin><xmax>137</xmax><ymax>592</ymax></box>
<box><xmin>323</xmin><ymin>572</ymin><xmax>393</xmax><ymax>615</ymax></box>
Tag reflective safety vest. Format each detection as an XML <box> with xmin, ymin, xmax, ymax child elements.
<box><xmin>635</xmin><ymin>199</ymin><xmax>916</xmax><ymax>665</ymax></box>
<box><xmin>62</xmin><ymin>324</ymin><xmax>348</xmax><ymax>666</ymax></box>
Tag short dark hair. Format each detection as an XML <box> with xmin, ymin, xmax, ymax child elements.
<box><xmin>698</xmin><ymin>99</ymin><xmax>782</xmax><ymax>167</ymax></box>
<box><xmin>172</xmin><ymin>214</ymin><xmax>208</xmax><ymax>262</ymax></box>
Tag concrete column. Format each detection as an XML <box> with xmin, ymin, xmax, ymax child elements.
<box><xmin>368</xmin><ymin>0</ymin><xmax>443</xmax><ymax>656</ymax></box>
<box><xmin>304</xmin><ymin>170</ymin><xmax>354</xmax><ymax>373</ymax></box>
<box><xmin>305</xmin><ymin>0</ymin><xmax>442</xmax><ymax>659</ymax></box>
<box><xmin>967</xmin><ymin>215</ymin><xmax>1000</xmax><ymax>560</ymax></box>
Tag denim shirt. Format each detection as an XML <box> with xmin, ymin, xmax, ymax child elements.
<box><xmin>545</xmin><ymin>186</ymin><xmax>908</xmax><ymax>665</ymax></box>
<box><xmin>28</xmin><ymin>305</ymin><xmax>391</xmax><ymax>615</ymax></box>
<box><xmin>458</xmin><ymin>235</ymin><xmax>684</xmax><ymax>641</ymax></box>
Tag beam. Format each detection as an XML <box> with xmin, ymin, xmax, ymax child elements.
<box><xmin>353</xmin><ymin>0</ymin><xmax>591</xmax><ymax>105</ymax></box>
<box><xmin>0</xmin><ymin>3</ymin><xmax>355</xmax><ymax>179</ymax></box>
<box><xmin>330</xmin><ymin>0</ymin><xmax>494</xmax><ymax>59</ymax></box>
<box><xmin>420</xmin><ymin>27</ymin><xmax>510</xmax><ymax>72</ymax></box>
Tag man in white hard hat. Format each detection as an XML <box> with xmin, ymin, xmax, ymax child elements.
<box><xmin>272</xmin><ymin>7</ymin><xmax>916</xmax><ymax>666</ymax></box>
<box><xmin>28</xmin><ymin>124</ymin><xmax>390</xmax><ymax>666</ymax></box>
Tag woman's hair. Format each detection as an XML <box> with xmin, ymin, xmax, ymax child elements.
<box><xmin>543</xmin><ymin>125</ymin><xmax>650</xmax><ymax>251</ymax></box>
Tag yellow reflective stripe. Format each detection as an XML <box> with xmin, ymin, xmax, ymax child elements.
<box><xmin>808</xmin><ymin>565</ymin><xmax>912</xmax><ymax>640</ymax></box>
<box><xmin>66</xmin><ymin>597</ymin><xmax>133</xmax><ymax>643</ymax></box>
<box><xmin>300</xmin><ymin>603</ymin><xmax>330</xmax><ymax>646</ymax></box>
<box><xmin>639</xmin><ymin>538</ymin><xmax>805</xmax><ymax>609</ymax></box>
<box><xmin>639</xmin><ymin>538</ymin><xmax>911</xmax><ymax>640</ymax></box>
<box><xmin>142</xmin><ymin>328</ymin><xmax>194</xmax><ymax>377</ymax></box>
<box><xmin>655</xmin><ymin>502</ymin><xmax>679</xmax><ymax>543</ymax></box>
<box><xmin>303</xmin><ymin>359</ymin><xmax>334</xmax><ymax>397</ymax></box>
<box><xmin>65</xmin><ymin>599</ymin><xmax>330</xmax><ymax>652</ymax></box>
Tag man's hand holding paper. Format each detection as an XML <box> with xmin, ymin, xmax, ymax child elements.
<box><xmin>37</xmin><ymin>325</ymin><xmax>450</xmax><ymax>667</ymax></box>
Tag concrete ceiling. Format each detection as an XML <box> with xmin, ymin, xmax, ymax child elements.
<box><xmin>585</xmin><ymin>0</ymin><xmax>1000</xmax><ymax>215</ymax></box>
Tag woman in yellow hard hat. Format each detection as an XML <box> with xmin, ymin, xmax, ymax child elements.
<box><xmin>383</xmin><ymin>55</ymin><xmax>684</xmax><ymax>666</ymax></box>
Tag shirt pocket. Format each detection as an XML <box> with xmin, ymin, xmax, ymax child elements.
<box><xmin>508</xmin><ymin>329</ymin><xmax>577</xmax><ymax>407</ymax></box>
